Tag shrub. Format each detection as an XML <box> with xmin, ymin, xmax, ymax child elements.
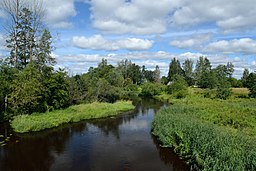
<box><xmin>140</xmin><ymin>82</ymin><xmax>166</xmax><ymax>97</ymax></box>
<box><xmin>167</xmin><ymin>75</ymin><xmax>188</xmax><ymax>98</ymax></box>
<box><xmin>216</xmin><ymin>79</ymin><xmax>232</xmax><ymax>100</ymax></box>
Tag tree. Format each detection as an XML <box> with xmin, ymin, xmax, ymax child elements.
<box><xmin>245</xmin><ymin>73</ymin><xmax>256</xmax><ymax>98</ymax></box>
<box><xmin>43</xmin><ymin>68</ymin><xmax>70</xmax><ymax>110</ymax></box>
<box><xmin>168</xmin><ymin>58</ymin><xmax>184</xmax><ymax>82</ymax></box>
<box><xmin>167</xmin><ymin>75</ymin><xmax>188</xmax><ymax>98</ymax></box>
<box><xmin>36</xmin><ymin>29</ymin><xmax>56</xmax><ymax>69</ymax></box>
<box><xmin>153</xmin><ymin>65</ymin><xmax>161</xmax><ymax>83</ymax></box>
<box><xmin>216</xmin><ymin>79</ymin><xmax>232</xmax><ymax>100</ymax></box>
<box><xmin>195</xmin><ymin>57</ymin><xmax>212</xmax><ymax>87</ymax></box>
<box><xmin>183</xmin><ymin>59</ymin><xmax>194</xmax><ymax>86</ymax></box>
<box><xmin>1</xmin><ymin>0</ymin><xmax>44</xmax><ymax>69</ymax></box>
<box><xmin>9</xmin><ymin>63</ymin><xmax>44</xmax><ymax>115</ymax></box>
<box><xmin>226</xmin><ymin>62</ymin><xmax>234</xmax><ymax>79</ymax></box>
<box><xmin>241</xmin><ymin>68</ymin><xmax>250</xmax><ymax>87</ymax></box>
<box><xmin>0</xmin><ymin>62</ymin><xmax>18</xmax><ymax>120</ymax></box>
<box><xmin>197</xmin><ymin>70</ymin><xmax>217</xmax><ymax>89</ymax></box>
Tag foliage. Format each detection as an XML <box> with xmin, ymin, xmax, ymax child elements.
<box><xmin>9</xmin><ymin>64</ymin><xmax>44</xmax><ymax>115</ymax></box>
<box><xmin>35</xmin><ymin>29</ymin><xmax>56</xmax><ymax>69</ymax></box>
<box><xmin>183</xmin><ymin>59</ymin><xmax>194</xmax><ymax>86</ymax></box>
<box><xmin>11</xmin><ymin>101</ymin><xmax>134</xmax><ymax>133</ymax></box>
<box><xmin>197</xmin><ymin>70</ymin><xmax>217</xmax><ymax>89</ymax></box>
<box><xmin>167</xmin><ymin>75</ymin><xmax>188</xmax><ymax>98</ymax></box>
<box><xmin>245</xmin><ymin>73</ymin><xmax>256</xmax><ymax>98</ymax></box>
<box><xmin>241</xmin><ymin>68</ymin><xmax>250</xmax><ymax>87</ymax></box>
<box><xmin>140</xmin><ymin>82</ymin><xmax>166</xmax><ymax>97</ymax></box>
<box><xmin>194</xmin><ymin>57</ymin><xmax>211</xmax><ymax>86</ymax></box>
<box><xmin>168</xmin><ymin>58</ymin><xmax>184</xmax><ymax>82</ymax></box>
<box><xmin>0</xmin><ymin>64</ymin><xmax>18</xmax><ymax>120</ymax></box>
<box><xmin>43</xmin><ymin>68</ymin><xmax>70</xmax><ymax>110</ymax></box>
<box><xmin>152</xmin><ymin>93</ymin><xmax>256</xmax><ymax>170</ymax></box>
<box><xmin>216</xmin><ymin>78</ymin><xmax>232</xmax><ymax>100</ymax></box>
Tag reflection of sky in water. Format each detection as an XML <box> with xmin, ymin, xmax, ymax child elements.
<box><xmin>0</xmin><ymin>99</ymin><xmax>188</xmax><ymax>171</ymax></box>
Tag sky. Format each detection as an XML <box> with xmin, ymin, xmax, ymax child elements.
<box><xmin>0</xmin><ymin>0</ymin><xmax>256</xmax><ymax>78</ymax></box>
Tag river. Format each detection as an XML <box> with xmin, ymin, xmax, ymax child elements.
<box><xmin>0</xmin><ymin>99</ymin><xmax>188</xmax><ymax>171</ymax></box>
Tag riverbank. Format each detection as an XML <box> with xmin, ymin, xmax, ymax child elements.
<box><xmin>11</xmin><ymin>101</ymin><xmax>134</xmax><ymax>133</ymax></box>
<box><xmin>152</xmin><ymin>89</ymin><xmax>256</xmax><ymax>170</ymax></box>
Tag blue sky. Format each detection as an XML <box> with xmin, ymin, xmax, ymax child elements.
<box><xmin>1</xmin><ymin>0</ymin><xmax>256</xmax><ymax>78</ymax></box>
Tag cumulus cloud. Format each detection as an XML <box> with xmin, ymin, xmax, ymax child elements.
<box><xmin>170</xmin><ymin>0</ymin><xmax>256</xmax><ymax>32</ymax></box>
<box><xmin>204</xmin><ymin>38</ymin><xmax>256</xmax><ymax>54</ymax></box>
<box><xmin>43</xmin><ymin>0</ymin><xmax>76</xmax><ymax>28</ymax></box>
<box><xmin>55</xmin><ymin>51</ymin><xmax>254</xmax><ymax>78</ymax></box>
<box><xmin>0</xmin><ymin>0</ymin><xmax>76</xmax><ymax>29</ymax></box>
<box><xmin>85</xmin><ymin>0</ymin><xmax>256</xmax><ymax>34</ymax></box>
<box><xmin>170</xmin><ymin>33</ymin><xmax>212</xmax><ymax>49</ymax></box>
<box><xmin>88</xmin><ymin>0</ymin><xmax>173</xmax><ymax>34</ymax></box>
<box><xmin>72</xmin><ymin>35</ymin><xmax>153</xmax><ymax>51</ymax></box>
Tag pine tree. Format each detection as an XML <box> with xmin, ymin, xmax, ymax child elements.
<box><xmin>168</xmin><ymin>58</ymin><xmax>184</xmax><ymax>82</ymax></box>
<box><xmin>36</xmin><ymin>29</ymin><xmax>55</xmax><ymax>69</ymax></box>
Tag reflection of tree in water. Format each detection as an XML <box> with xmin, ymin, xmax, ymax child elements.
<box><xmin>139</xmin><ymin>98</ymin><xmax>166</xmax><ymax>115</ymax></box>
<box><xmin>0</xmin><ymin>122</ymin><xmax>88</xmax><ymax>171</ymax></box>
<box><xmin>89</xmin><ymin>109</ymin><xmax>139</xmax><ymax>139</ymax></box>
<box><xmin>89</xmin><ymin>98</ymin><xmax>165</xmax><ymax>139</ymax></box>
<box><xmin>151</xmin><ymin>135</ymin><xmax>189</xmax><ymax>171</ymax></box>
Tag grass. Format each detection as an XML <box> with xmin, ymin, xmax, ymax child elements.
<box><xmin>11</xmin><ymin>101</ymin><xmax>134</xmax><ymax>133</ymax></box>
<box><xmin>152</xmin><ymin>88</ymin><xmax>256</xmax><ymax>170</ymax></box>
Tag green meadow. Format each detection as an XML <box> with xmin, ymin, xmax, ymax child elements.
<box><xmin>11</xmin><ymin>101</ymin><xmax>134</xmax><ymax>133</ymax></box>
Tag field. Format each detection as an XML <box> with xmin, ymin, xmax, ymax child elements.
<box><xmin>11</xmin><ymin>101</ymin><xmax>134</xmax><ymax>133</ymax></box>
<box><xmin>152</xmin><ymin>88</ymin><xmax>256</xmax><ymax>170</ymax></box>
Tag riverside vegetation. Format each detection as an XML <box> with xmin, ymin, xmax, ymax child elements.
<box><xmin>11</xmin><ymin>101</ymin><xmax>134</xmax><ymax>133</ymax></box>
<box><xmin>152</xmin><ymin>89</ymin><xmax>256</xmax><ymax>170</ymax></box>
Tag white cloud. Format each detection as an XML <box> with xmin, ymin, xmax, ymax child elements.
<box><xmin>88</xmin><ymin>0</ymin><xmax>173</xmax><ymax>34</ymax></box>
<box><xmin>0</xmin><ymin>0</ymin><xmax>76</xmax><ymax>29</ymax></box>
<box><xmin>54</xmin><ymin>51</ymin><xmax>254</xmax><ymax>78</ymax></box>
<box><xmin>43</xmin><ymin>0</ymin><xmax>76</xmax><ymax>29</ymax></box>
<box><xmin>204</xmin><ymin>38</ymin><xmax>256</xmax><ymax>54</ymax></box>
<box><xmin>72</xmin><ymin>35</ymin><xmax>153</xmax><ymax>51</ymax></box>
<box><xmin>170</xmin><ymin>33</ymin><xmax>212</xmax><ymax>49</ymax></box>
<box><xmin>86</xmin><ymin>0</ymin><xmax>256</xmax><ymax>34</ymax></box>
<box><xmin>170</xmin><ymin>0</ymin><xmax>256</xmax><ymax>32</ymax></box>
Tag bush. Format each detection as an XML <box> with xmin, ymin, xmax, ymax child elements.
<box><xmin>216</xmin><ymin>79</ymin><xmax>232</xmax><ymax>100</ymax></box>
<box><xmin>249</xmin><ymin>85</ymin><xmax>256</xmax><ymax>98</ymax></box>
<box><xmin>167</xmin><ymin>75</ymin><xmax>188</xmax><ymax>98</ymax></box>
<box><xmin>140</xmin><ymin>82</ymin><xmax>166</xmax><ymax>97</ymax></box>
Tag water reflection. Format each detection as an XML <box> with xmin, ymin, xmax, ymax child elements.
<box><xmin>0</xmin><ymin>99</ymin><xmax>188</xmax><ymax>171</ymax></box>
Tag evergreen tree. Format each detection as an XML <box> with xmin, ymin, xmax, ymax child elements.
<box><xmin>6</xmin><ymin>7</ymin><xmax>36</xmax><ymax>69</ymax></box>
<box><xmin>195</xmin><ymin>57</ymin><xmax>212</xmax><ymax>87</ymax></box>
<box><xmin>168</xmin><ymin>58</ymin><xmax>184</xmax><ymax>82</ymax></box>
<box><xmin>36</xmin><ymin>29</ymin><xmax>56</xmax><ymax>69</ymax></box>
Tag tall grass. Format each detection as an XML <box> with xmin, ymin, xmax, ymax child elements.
<box><xmin>152</xmin><ymin>90</ymin><xmax>256</xmax><ymax>170</ymax></box>
<box><xmin>11</xmin><ymin>101</ymin><xmax>134</xmax><ymax>133</ymax></box>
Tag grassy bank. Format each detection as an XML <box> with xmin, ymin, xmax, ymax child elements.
<box><xmin>152</xmin><ymin>89</ymin><xmax>256</xmax><ymax>170</ymax></box>
<box><xmin>11</xmin><ymin>101</ymin><xmax>134</xmax><ymax>133</ymax></box>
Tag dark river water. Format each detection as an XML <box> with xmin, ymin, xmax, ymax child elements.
<box><xmin>0</xmin><ymin>99</ymin><xmax>189</xmax><ymax>171</ymax></box>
